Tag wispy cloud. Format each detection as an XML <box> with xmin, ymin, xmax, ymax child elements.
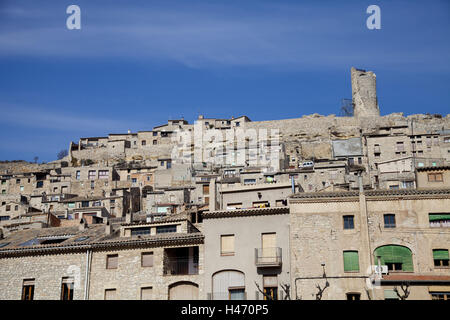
<box><xmin>0</xmin><ymin>1</ymin><xmax>448</xmax><ymax>71</ymax></box>
<box><xmin>0</xmin><ymin>104</ymin><xmax>146</xmax><ymax>134</ymax></box>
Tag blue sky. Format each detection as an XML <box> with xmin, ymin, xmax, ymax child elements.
<box><xmin>0</xmin><ymin>0</ymin><xmax>449</xmax><ymax>162</ymax></box>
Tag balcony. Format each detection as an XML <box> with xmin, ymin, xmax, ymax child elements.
<box><xmin>163</xmin><ymin>258</ymin><xmax>199</xmax><ymax>275</ymax></box>
<box><xmin>163</xmin><ymin>247</ymin><xmax>199</xmax><ymax>276</ymax></box>
<box><xmin>255</xmin><ymin>247</ymin><xmax>282</xmax><ymax>267</ymax></box>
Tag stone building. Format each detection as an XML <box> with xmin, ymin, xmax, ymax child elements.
<box><xmin>288</xmin><ymin>188</ymin><xmax>450</xmax><ymax>300</ymax></box>
<box><xmin>0</xmin><ymin>216</ymin><xmax>204</xmax><ymax>300</ymax></box>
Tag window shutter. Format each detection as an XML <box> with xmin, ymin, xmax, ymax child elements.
<box><xmin>142</xmin><ymin>252</ymin><xmax>154</xmax><ymax>267</ymax></box>
<box><xmin>343</xmin><ymin>251</ymin><xmax>359</xmax><ymax>272</ymax></box>
<box><xmin>104</xmin><ymin>289</ymin><xmax>117</xmax><ymax>300</ymax></box>
<box><xmin>429</xmin><ymin>214</ymin><xmax>450</xmax><ymax>221</ymax></box>
<box><xmin>221</xmin><ymin>235</ymin><xmax>234</xmax><ymax>254</ymax></box>
<box><xmin>374</xmin><ymin>245</ymin><xmax>414</xmax><ymax>272</ymax></box>
<box><xmin>140</xmin><ymin>287</ymin><xmax>153</xmax><ymax>300</ymax></box>
<box><xmin>263</xmin><ymin>275</ymin><xmax>278</xmax><ymax>288</ymax></box>
<box><xmin>433</xmin><ymin>249</ymin><xmax>449</xmax><ymax>260</ymax></box>
<box><xmin>107</xmin><ymin>254</ymin><xmax>118</xmax><ymax>269</ymax></box>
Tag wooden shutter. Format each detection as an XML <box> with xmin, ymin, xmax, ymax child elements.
<box><xmin>433</xmin><ymin>249</ymin><xmax>449</xmax><ymax>260</ymax></box>
<box><xmin>140</xmin><ymin>287</ymin><xmax>153</xmax><ymax>300</ymax></box>
<box><xmin>263</xmin><ymin>275</ymin><xmax>278</xmax><ymax>288</ymax></box>
<box><xmin>343</xmin><ymin>251</ymin><xmax>360</xmax><ymax>272</ymax></box>
<box><xmin>169</xmin><ymin>283</ymin><xmax>199</xmax><ymax>300</ymax></box>
<box><xmin>221</xmin><ymin>235</ymin><xmax>234</xmax><ymax>255</ymax></box>
<box><xmin>104</xmin><ymin>289</ymin><xmax>117</xmax><ymax>300</ymax></box>
<box><xmin>374</xmin><ymin>245</ymin><xmax>413</xmax><ymax>272</ymax></box>
<box><xmin>107</xmin><ymin>254</ymin><xmax>118</xmax><ymax>269</ymax></box>
<box><xmin>141</xmin><ymin>252</ymin><xmax>154</xmax><ymax>267</ymax></box>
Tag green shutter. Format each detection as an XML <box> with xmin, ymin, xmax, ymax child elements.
<box><xmin>343</xmin><ymin>251</ymin><xmax>359</xmax><ymax>272</ymax></box>
<box><xmin>429</xmin><ymin>214</ymin><xmax>450</xmax><ymax>222</ymax></box>
<box><xmin>433</xmin><ymin>249</ymin><xmax>449</xmax><ymax>260</ymax></box>
<box><xmin>374</xmin><ymin>245</ymin><xmax>414</xmax><ymax>272</ymax></box>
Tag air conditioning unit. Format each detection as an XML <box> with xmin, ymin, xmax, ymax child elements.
<box><xmin>373</xmin><ymin>265</ymin><xmax>388</xmax><ymax>274</ymax></box>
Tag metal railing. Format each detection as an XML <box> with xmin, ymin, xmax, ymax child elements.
<box><xmin>255</xmin><ymin>247</ymin><xmax>282</xmax><ymax>267</ymax></box>
<box><xmin>207</xmin><ymin>292</ymin><xmax>247</xmax><ymax>300</ymax></box>
<box><xmin>163</xmin><ymin>258</ymin><xmax>199</xmax><ymax>275</ymax></box>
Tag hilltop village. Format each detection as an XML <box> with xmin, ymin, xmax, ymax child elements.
<box><xmin>0</xmin><ymin>67</ymin><xmax>449</xmax><ymax>300</ymax></box>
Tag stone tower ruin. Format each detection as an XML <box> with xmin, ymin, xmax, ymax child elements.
<box><xmin>351</xmin><ymin>67</ymin><xmax>380</xmax><ymax>118</ymax></box>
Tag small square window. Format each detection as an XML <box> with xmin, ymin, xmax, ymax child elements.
<box><xmin>343</xmin><ymin>215</ymin><xmax>354</xmax><ymax>229</ymax></box>
<box><xmin>106</xmin><ymin>254</ymin><xmax>118</xmax><ymax>269</ymax></box>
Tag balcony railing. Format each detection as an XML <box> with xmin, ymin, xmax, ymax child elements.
<box><xmin>208</xmin><ymin>292</ymin><xmax>248</xmax><ymax>300</ymax></box>
<box><xmin>255</xmin><ymin>247</ymin><xmax>282</xmax><ymax>267</ymax></box>
<box><xmin>163</xmin><ymin>258</ymin><xmax>199</xmax><ymax>275</ymax></box>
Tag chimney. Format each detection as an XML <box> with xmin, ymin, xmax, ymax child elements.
<box><xmin>358</xmin><ymin>172</ymin><xmax>364</xmax><ymax>193</ymax></box>
<box><xmin>105</xmin><ymin>220</ymin><xmax>112</xmax><ymax>235</ymax></box>
<box><xmin>125</xmin><ymin>211</ymin><xmax>133</xmax><ymax>224</ymax></box>
<box><xmin>79</xmin><ymin>218</ymin><xmax>87</xmax><ymax>231</ymax></box>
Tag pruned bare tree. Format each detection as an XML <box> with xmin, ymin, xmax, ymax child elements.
<box><xmin>394</xmin><ymin>282</ymin><xmax>410</xmax><ymax>300</ymax></box>
<box><xmin>280</xmin><ymin>283</ymin><xmax>291</xmax><ymax>300</ymax></box>
<box><xmin>315</xmin><ymin>280</ymin><xmax>330</xmax><ymax>300</ymax></box>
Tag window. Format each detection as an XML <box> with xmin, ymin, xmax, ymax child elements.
<box><xmin>202</xmin><ymin>184</ymin><xmax>210</xmax><ymax>195</ymax></box>
<box><xmin>431</xmin><ymin>292</ymin><xmax>450</xmax><ymax>300</ymax></box>
<box><xmin>153</xmin><ymin>132</ymin><xmax>158</xmax><ymax>136</ymax></box>
<box><xmin>221</xmin><ymin>235</ymin><xmax>235</xmax><ymax>256</ymax></box>
<box><xmin>0</xmin><ymin>216</ymin><xmax>10</xmax><ymax>221</ymax></box>
<box><xmin>16</xmin><ymin>178</ymin><xmax>20</xmax><ymax>184</ymax></box>
<box><xmin>93</xmin><ymin>201</ymin><xmax>101</xmax><ymax>207</ymax></box>
<box><xmin>141</xmin><ymin>252</ymin><xmax>154</xmax><ymax>267</ymax></box>
<box><xmin>243</xmin><ymin>179</ymin><xmax>256</xmax><ymax>185</ymax></box>
<box><xmin>389</xmin><ymin>185</ymin><xmax>399</xmax><ymax>190</ymax></box>
<box><xmin>81</xmin><ymin>201</ymin><xmax>89</xmax><ymax>208</ymax></box>
<box><xmin>384</xmin><ymin>214</ymin><xmax>396</xmax><ymax>228</ymax></box>
<box><xmin>104</xmin><ymin>289</ymin><xmax>117</xmax><ymax>300</ymax></box>
<box><xmin>60</xmin><ymin>277</ymin><xmax>74</xmax><ymax>300</ymax></box>
<box><xmin>88</xmin><ymin>170</ymin><xmax>96</xmax><ymax>180</ymax></box>
<box><xmin>384</xmin><ymin>289</ymin><xmax>399</xmax><ymax>300</ymax></box>
<box><xmin>20</xmin><ymin>186</ymin><xmax>24</xmax><ymax>192</ymax></box>
<box><xmin>263</xmin><ymin>275</ymin><xmax>278</xmax><ymax>300</ymax></box>
<box><xmin>167</xmin><ymin>161</ymin><xmax>172</xmax><ymax>169</ymax></box>
<box><xmin>131</xmin><ymin>178</ymin><xmax>137</xmax><ymax>183</ymax></box>
<box><xmin>429</xmin><ymin>213</ymin><xmax>450</xmax><ymax>228</ymax></box>
<box><xmin>343</xmin><ymin>251</ymin><xmax>360</xmax><ymax>272</ymax></box>
<box><xmin>141</xmin><ymin>287</ymin><xmax>153</xmax><ymax>300</ymax></box>
<box><xmin>153</xmin><ymin>140</ymin><xmax>157</xmax><ymax>145</ymax></box>
<box><xmin>106</xmin><ymin>254</ymin><xmax>118</xmax><ymax>269</ymax></box>
<box><xmin>229</xmin><ymin>288</ymin><xmax>245</xmax><ymax>300</ymax></box>
<box><xmin>346</xmin><ymin>293</ymin><xmax>361</xmax><ymax>300</ymax></box>
<box><xmin>433</xmin><ymin>249</ymin><xmax>449</xmax><ymax>267</ymax></box>
<box><xmin>235</xmin><ymin>122</ymin><xmax>240</xmax><ymax>127</ymax></box>
<box><xmin>14</xmin><ymin>205</ymin><xmax>18</xmax><ymax>211</ymax></box>
<box><xmin>226</xmin><ymin>203</ymin><xmax>242</xmax><ymax>210</ymax></box>
<box><xmin>5</xmin><ymin>205</ymin><xmax>10</xmax><ymax>211</ymax></box>
<box><xmin>343</xmin><ymin>215</ymin><xmax>354</xmax><ymax>230</ymax></box>
<box><xmin>156</xmin><ymin>225</ymin><xmax>177</xmax><ymax>234</ymax></box>
<box><xmin>131</xmin><ymin>227</ymin><xmax>151</xmax><ymax>236</ymax></box>
<box><xmin>98</xmin><ymin>170</ymin><xmax>109</xmax><ymax>179</ymax></box>
<box><xmin>374</xmin><ymin>245</ymin><xmax>414</xmax><ymax>272</ymax></box>
<box><xmin>428</xmin><ymin>172</ymin><xmax>444</xmax><ymax>182</ymax></box>
<box><xmin>141</xmin><ymin>140</ymin><xmax>146</xmax><ymax>146</ymax></box>
<box><xmin>76</xmin><ymin>171</ymin><xmax>80</xmax><ymax>180</ymax></box>
<box><xmin>22</xmin><ymin>279</ymin><xmax>35</xmax><ymax>300</ymax></box>
<box><xmin>36</xmin><ymin>181</ymin><xmax>43</xmax><ymax>188</ymax></box>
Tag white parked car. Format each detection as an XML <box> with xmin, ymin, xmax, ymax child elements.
<box><xmin>299</xmin><ymin>161</ymin><xmax>314</xmax><ymax>168</ymax></box>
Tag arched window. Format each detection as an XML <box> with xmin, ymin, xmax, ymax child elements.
<box><xmin>374</xmin><ymin>245</ymin><xmax>413</xmax><ymax>272</ymax></box>
<box><xmin>212</xmin><ymin>270</ymin><xmax>245</xmax><ymax>300</ymax></box>
<box><xmin>168</xmin><ymin>281</ymin><xmax>198</xmax><ymax>300</ymax></box>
